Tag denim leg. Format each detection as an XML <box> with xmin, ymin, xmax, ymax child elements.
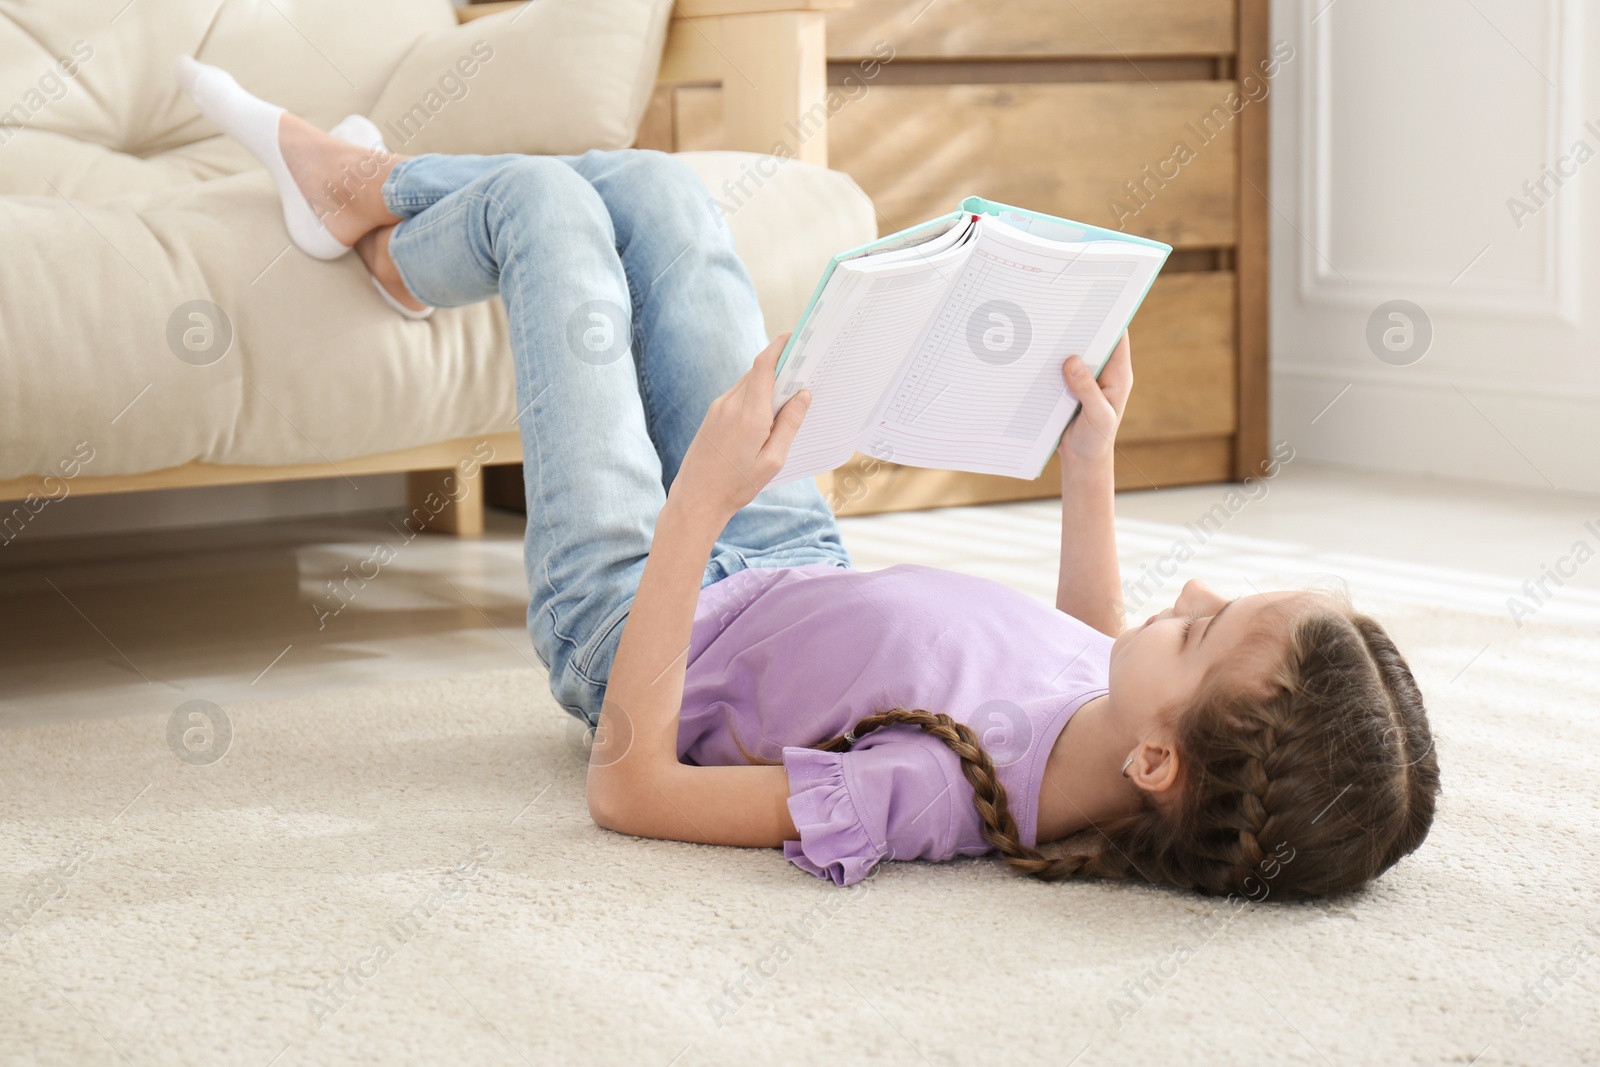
<box><xmin>559</xmin><ymin>149</ymin><xmax>851</xmax><ymax>578</ymax></box>
<box><xmin>381</xmin><ymin>153</ymin><xmax>527</xmax><ymax>219</ymax></box>
<box><xmin>381</xmin><ymin>151</ymin><xmax>852</xmax><ymax>724</ymax></box>
<box><xmin>383</xmin><ymin>154</ymin><xmax>662</xmax><ymax>724</ymax></box>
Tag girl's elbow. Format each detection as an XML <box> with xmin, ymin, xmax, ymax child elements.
<box><xmin>585</xmin><ymin>776</ymin><xmax>631</xmax><ymax>833</ymax></box>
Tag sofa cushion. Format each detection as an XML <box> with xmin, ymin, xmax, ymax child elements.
<box><xmin>0</xmin><ymin>0</ymin><xmax>453</xmax><ymax>163</ymax></box>
<box><xmin>371</xmin><ymin>0</ymin><xmax>673</xmax><ymax>157</ymax></box>
<box><xmin>0</xmin><ymin>152</ymin><xmax>876</xmax><ymax>478</ymax></box>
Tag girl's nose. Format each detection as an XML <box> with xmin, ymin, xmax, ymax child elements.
<box><xmin>1177</xmin><ymin>578</ymin><xmax>1223</xmax><ymax>613</ymax></box>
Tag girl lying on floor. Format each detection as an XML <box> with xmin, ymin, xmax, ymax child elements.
<box><xmin>177</xmin><ymin>57</ymin><xmax>1440</xmax><ymax>900</ymax></box>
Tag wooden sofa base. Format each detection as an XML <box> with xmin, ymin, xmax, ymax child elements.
<box><xmin>0</xmin><ymin>433</ymin><xmax>524</xmax><ymax>541</ymax></box>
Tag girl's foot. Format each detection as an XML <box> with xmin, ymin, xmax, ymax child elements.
<box><xmin>356</xmin><ymin>225</ymin><xmax>433</xmax><ymax>319</ymax></box>
<box><xmin>173</xmin><ymin>56</ymin><xmax>400</xmax><ymax>258</ymax></box>
<box><xmin>332</xmin><ymin>118</ymin><xmax>433</xmax><ymax>318</ymax></box>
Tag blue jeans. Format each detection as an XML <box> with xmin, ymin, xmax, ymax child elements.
<box><xmin>382</xmin><ymin>149</ymin><xmax>851</xmax><ymax>725</ymax></box>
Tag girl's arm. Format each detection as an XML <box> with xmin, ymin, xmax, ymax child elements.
<box><xmin>585</xmin><ymin>337</ymin><xmax>812</xmax><ymax>848</ymax></box>
<box><xmin>1054</xmin><ymin>333</ymin><xmax>1133</xmax><ymax>638</ymax></box>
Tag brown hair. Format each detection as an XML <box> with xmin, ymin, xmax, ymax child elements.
<box><xmin>802</xmin><ymin>604</ymin><xmax>1440</xmax><ymax>901</ymax></box>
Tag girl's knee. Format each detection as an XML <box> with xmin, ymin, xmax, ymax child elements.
<box><xmin>488</xmin><ymin>156</ymin><xmax>610</xmax><ymax>234</ymax></box>
<box><xmin>623</xmin><ymin>149</ymin><xmax>703</xmax><ymax>197</ymax></box>
<box><xmin>601</xmin><ymin>150</ymin><xmax>722</xmax><ymax>238</ymax></box>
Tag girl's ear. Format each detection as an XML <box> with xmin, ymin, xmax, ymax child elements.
<box><xmin>1127</xmin><ymin>733</ymin><xmax>1183</xmax><ymax>804</ymax></box>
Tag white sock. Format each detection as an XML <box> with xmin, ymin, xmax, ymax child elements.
<box><xmin>330</xmin><ymin>114</ymin><xmax>388</xmax><ymax>154</ymax></box>
<box><xmin>369</xmin><ymin>274</ymin><xmax>434</xmax><ymax>320</ymax></box>
<box><xmin>176</xmin><ymin>71</ymin><xmax>429</xmax><ymax>320</ymax></box>
<box><xmin>173</xmin><ymin>55</ymin><xmax>348</xmax><ymax>260</ymax></box>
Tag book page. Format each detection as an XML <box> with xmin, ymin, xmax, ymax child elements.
<box><xmin>849</xmin><ymin>213</ymin><xmax>976</xmax><ymax>267</ymax></box>
<box><xmin>862</xmin><ymin>219</ymin><xmax>1164</xmax><ymax>478</ymax></box>
<box><xmin>768</xmin><ymin>235</ymin><xmax>972</xmax><ymax>485</ymax></box>
<box><xmin>838</xmin><ymin>213</ymin><xmax>967</xmax><ymax>264</ymax></box>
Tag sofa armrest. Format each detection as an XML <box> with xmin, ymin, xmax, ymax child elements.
<box><xmin>460</xmin><ymin>0</ymin><xmax>850</xmax><ymax>166</ymax></box>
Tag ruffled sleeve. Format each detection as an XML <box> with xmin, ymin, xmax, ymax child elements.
<box><xmin>781</xmin><ymin>739</ymin><xmax>961</xmax><ymax>886</ymax></box>
<box><xmin>782</xmin><ymin>747</ymin><xmax>881</xmax><ymax>886</ymax></box>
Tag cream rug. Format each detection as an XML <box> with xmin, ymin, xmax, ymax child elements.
<box><xmin>3</xmin><ymin>525</ymin><xmax>1599</xmax><ymax>1065</ymax></box>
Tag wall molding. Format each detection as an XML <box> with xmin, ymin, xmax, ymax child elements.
<box><xmin>1272</xmin><ymin>359</ymin><xmax>1600</xmax><ymax>405</ymax></box>
<box><xmin>1297</xmin><ymin>0</ymin><xmax>1584</xmax><ymax>322</ymax></box>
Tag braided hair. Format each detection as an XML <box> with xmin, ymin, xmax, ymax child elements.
<box><xmin>801</xmin><ymin>604</ymin><xmax>1440</xmax><ymax>901</ymax></box>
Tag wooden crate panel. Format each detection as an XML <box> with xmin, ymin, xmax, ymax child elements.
<box><xmin>633</xmin><ymin>84</ymin><xmax>676</xmax><ymax>152</ymax></box>
<box><xmin>823</xmin><ymin>454</ymin><xmax>1061</xmax><ymax>515</ymax></box>
<box><xmin>1114</xmin><ymin>435</ymin><xmax>1233</xmax><ymax>492</ymax></box>
<box><xmin>822</xmin><ymin>435</ymin><xmax>1233</xmax><ymax>516</ymax></box>
<box><xmin>827</xmin><ymin>0</ymin><xmax>1236</xmax><ymax>60</ymax></box>
<box><xmin>1119</xmin><ymin>272</ymin><xmax>1238</xmax><ymax>442</ymax></box>
<box><xmin>676</xmin><ymin>81</ymin><xmax>1239</xmax><ymax>248</ymax></box>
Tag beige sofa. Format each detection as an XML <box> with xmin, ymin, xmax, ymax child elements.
<box><xmin>0</xmin><ymin>0</ymin><xmax>873</xmax><ymax>535</ymax></box>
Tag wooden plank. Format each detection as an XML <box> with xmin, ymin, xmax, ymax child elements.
<box><xmin>827</xmin><ymin>0</ymin><xmax>1236</xmax><ymax>60</ymax></box>
<box><xmin>823</xmin><ymin>454</ymin><xmax>1065</xmax><ymax>515</ymax></box>
<box><xmin>459</xmin><ymin>0</ymin><xmax>850</xmax><ymax>23</ymax></box>
<box><xmin>678</xmin><ymin>0</ymin><xmax>851</xmax><ymax>16</ymax></box>
<box><xmin>1119</xmin><ymin>272</ymin><xmax>1238</xmax><ymax>442</ymax></box>
<box><xmin>0</xmin><ymin>433</ymin><xmax>524</xmax><ymax>503</ymax></box>
<box><xmin>842</xmin><ymin>57</ymin><xmax>1222</xmax><ymax>86</ymax></box>
<box><xmin>1234</xmin><ymin>0</ymin><xmax>1271</xmax><ymax>478</ymax></box>
<box><xmin>659</xmin><ymin>16</ymin><xmax>723</xmax><ymax>83</ymax></box>
<box><xmin>407</xmin><ymin>469</ymin><xmax>485</xmax><ymax>538</ymax></box>
<box><xmin>633</xmin><ymin>84</ymin><xmax>676</xmax><ymax>151</ymax></box>
<box><xmin>720</xmin><ymin>11</ymin><xmax>831</xmax><ymax>164</ymax></box>
<box><xmin>821</xmin><ymin>435</ymin><xmax>1234</xmax><ymax>516</ymax></box>
<box><xmin>457</xmin><ymin>2</ymin><xmax>520</xmax><ymax>23</ymax></box>
<box><xmin>676</xmin><ymin>81</ymin><xmax>1240</xmax><ymax>247</ymax></box>
<box><xmin>1113</xmin><ymin>435</ymin><xmax>1233</xmax><ymax>493</ymax></box>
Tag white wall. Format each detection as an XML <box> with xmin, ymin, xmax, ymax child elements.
<box><xmin>1270</xmin><ymin>0</ymin><xmax>1599</xmax><ymax>495</ymax></box>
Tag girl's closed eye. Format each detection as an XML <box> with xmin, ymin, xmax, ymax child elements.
<box><xmin>1179</xmin><ymin>615</ymin><xmax>1199</xmax><ymax>642</ymax></box>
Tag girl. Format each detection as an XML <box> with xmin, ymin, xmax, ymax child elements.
<box><xmin>178</xmin><ymin>59</ymin><xmax>1439</xmax><ymax>901</ymax></box>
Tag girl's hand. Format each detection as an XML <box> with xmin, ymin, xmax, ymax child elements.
<box><xmin>1060</xmin><ymin>331</ymin><xmax>1133</xmax><ymax>467</ymax></box>
<box><xmin>669</xmin><ymin>334</ymin><xmax>812</xmax><ymax>522</ymax></box>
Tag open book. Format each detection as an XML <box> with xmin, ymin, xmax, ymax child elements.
<box><xmin>770</xmin><ymin>196</ymin><xmax>1171</xmax><ymax>485</ymax></box>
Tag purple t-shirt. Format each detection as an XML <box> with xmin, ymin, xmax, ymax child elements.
<box><xmin>678</xmin><ymin>564</ymin><xmax>1113</xmax><ymax>886</ymax></box>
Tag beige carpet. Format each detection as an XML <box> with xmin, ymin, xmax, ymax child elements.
<box><xmin>3</xmin><ymin>572</ymin><xmax>1599</xmax><ymax>1065</ymax></box>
